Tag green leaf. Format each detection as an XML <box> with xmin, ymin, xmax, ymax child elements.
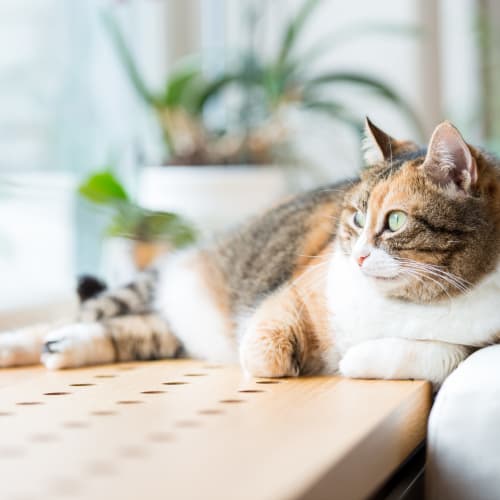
<box><xmin>163</xmin><ymin>65</ymin><xmax>202</xmax><ymax>109</ymax></box>
<box><xmin>300</xmin><ymin>23</ymin><xmax>421</xmax><ymax>64</ymax></box>
<box><xmin>107</xmin><ymin>204</ymin><xmax>197</xmax><ymax>247</ymax></box>
<box><xmin>302</xmin><ymin>99</ymin><xmax>364</xmax><ymax>134</ymax></box>
<box><xmin>195</xmin><ymin>73</ymin><xmax>240</xmax><ymax>111</ymax></box>
<box><xmin>139</xmin><ymin>211</ymin><xmax>197</xmax><ymax>246</ymax></box>
<box><xmin>277</xmin><ymin>0</ymin><xmax>322</xmax><ymax>66</ymax></box>
<box><xmin>304</xmin><ymin>71</ymin><xmax>424</xmax><ymax>138</ymax></box>
<box><xmin>78</xmin><ymin>170</ymin><xmax>129</xmax><ymax>205</ymax></box>
<box><xmin>101</xmin><ymin>10</ymin><xmax>157</xmax><ymax>106</ymax></box>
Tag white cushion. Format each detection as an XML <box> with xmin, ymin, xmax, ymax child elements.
<box><xmin>426</xmin><ymin>345</ymin><xmax>500</xmax><ymax>499</ymax></box>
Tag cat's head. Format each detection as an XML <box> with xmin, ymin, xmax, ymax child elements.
<box><xmin>338</xmin><ymin>118</ymin><xmax>500</xmax><ymax>303</ymax></box>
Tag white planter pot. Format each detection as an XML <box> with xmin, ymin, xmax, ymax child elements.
<box><xmin>138</xmin><ymin>165</ymin><xmax>291</xmax><ymax>234</ymax></box>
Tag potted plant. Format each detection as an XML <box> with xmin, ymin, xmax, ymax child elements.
<box><xmin>78</xmin><ymin>169</ymin><xmax>196</xmax><ymax>282</ymax></box>
<box><xmin>103</xmin><ymin>0</ymin><xmax>421</xmax><ymax>232</ymax></box>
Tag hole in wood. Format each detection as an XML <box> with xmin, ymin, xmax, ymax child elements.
<box><xmin>256</xmin><ymin>380</ymin><xmax>280</xmax><ymax>384</ymax></box>
<box><xmin>148</xmin><ymin>432</ymin><xmax>174</xmax><ymax>443</ymax></box>
<box><xmin>119</xmin><ymin>446</ymin><xmax>148</xmax><ymax>458</ymax></box>
<box><xmin>94</xmin><ymin>374</ymin><xmax>117</xmax><ymax>378</ymax></box>
<box><xmin>0</xmin><ymin>411</ymin><xmax>14</xmax><ymax>417</ymax></box>
<box><xmin>219</xmin><ymin>399</ymin><xmax>245</xmax><ymax>404</ymax></box>
<box><xmin>140</xmin><ymin>390</ymin><xmax>166</xmax><ymax>395</ymax></box>
<box><xmin>69</xmin><ymin>383</ymin><xmax>95</xmax><ymax>387</ymax></box>
<box><xmin>198</xmin><ymin>409</ymin><xmax>224</xmax><ymax>415</ymax></box>
<box><xmin>86</xmin><ymin>461</ymin><xmax>116</xmax><ymax>476</ymax></box>
<box><xmin>183</xmin><ymin>373</ymin><xmax>207</xmax><ymax>377</ymax></box>
<box><xmin>91</xmin><ymin>410</ymin><xmax>117</xmax><ymax>416</ymax></box>
<box><xmin>162</xmin><ymin>381</ymin><xmax>188</xmax><ymax>385</ymax></box>
<box><xmin>175</xmin><ymin>420</ymin><xmax>200</xmax><ymax>428</ymax></box>
<box><xmin>238</xmin><ymin>389</ymin><xmax>265</xmax><ymax>393</ymax></box>
<box><xmin>62</xmin><ymin>421</ymin><xmax>89</xmax><ymax>429</ymax></box>
<box><xmin>43</xmin><ymin>392</ymin><xmax>71</xmax><ymax>396</ymax></box>
<box><xmin>116</xmin><ymin>400</ymin><xmax>143</xmax><ymax>405</ymax></box>
<box><xmin>16</xmin><ymin>401</ymin><xmax>43</xmax><ymax>406</ymax></box>
<box><xmin>29</xmin><ymin>433</ymin><xmax>59</xmax><ymax>443</ymax></box>
<box><xmin>48</xmin><ymin>477</ymin><xmax>80</xmax><ymax>496</ymax></box>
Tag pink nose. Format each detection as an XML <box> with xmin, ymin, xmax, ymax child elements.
<box><xmin>357</xmin><ymin>254</ymin><xmax>369</xmax><ymax>267</ymax></box>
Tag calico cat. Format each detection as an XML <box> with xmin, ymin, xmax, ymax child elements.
<box><xmin>2</xmin><ymin>119</ymin><xmax>500</xmax><ymax>387</ymax></box>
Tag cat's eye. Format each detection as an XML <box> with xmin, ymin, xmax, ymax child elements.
<box><xmin>387</xmin><ymin>211</ymin><xmax>407</xmax><ymax>232</ymax></box>
<box><xmin>353</xmin><ymin>211</ymin><xmax>366</xmax><ymax>228</ymax></box>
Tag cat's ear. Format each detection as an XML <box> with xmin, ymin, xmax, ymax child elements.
<box><xmin>421</xmin><ymin>121</ymin><xmax>477</xmax><ymax>194</ymax></box>
<box><xmin>363</xmin><ymin>117</ymin><xmax>418</xmax><ymax>164</ymax></box>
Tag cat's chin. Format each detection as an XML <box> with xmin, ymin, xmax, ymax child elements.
<box><xmin>361</xmin><ymin>272</ymin><xmax>406</xmax><ymax>294</ymax></box>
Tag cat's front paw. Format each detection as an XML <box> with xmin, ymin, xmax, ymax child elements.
<box><xmin>339</xmin><ymin>340</ymin><xmax>399</xmax><ymax>380</ymax></box>
<box><xmin>239</xmin><ymin>326</ymin><xmax>300</xmax><ymax>378</ymax></box>
<box><xmin>41</xmin><ymin>323</ymin><xmax>115</xmax><ymax>370</ymax></box>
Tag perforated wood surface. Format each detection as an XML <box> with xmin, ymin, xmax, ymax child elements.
<box><xmin>0</xmin><ymin>360</ymin><xmax>431</xmax><ymax>500</ymax></box>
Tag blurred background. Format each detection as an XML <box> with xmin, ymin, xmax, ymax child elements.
<box><xmin>0</xmin><ymin>0</ymin><xmax>493</xmax><ymax>315</ymax></box>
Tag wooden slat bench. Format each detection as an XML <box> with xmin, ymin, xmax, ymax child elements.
<box><xmin>0</xmin><ymin>359</ymin><xmax>431</xmax><ymax>500</ymax></box>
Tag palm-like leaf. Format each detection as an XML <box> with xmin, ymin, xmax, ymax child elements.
<box><xmin>302</xmin><ymin>99</ymin><xmax>364</xmax><ymax>134</ymax></box>
<box><xmin>303</xmin><ymin>71</ymin><xmax>424</xmax><ymax>138</ymax></box>
<box><xmin>277</xmin><ymin>0</ymin><xmax>322</xmax><ymax>67</ymax></box>
<box><xmin>101</xmin><ymin>11</ymin><xmax>157</xmax><ymax>107</ymax></box>
<box><xmin>300</xmin><ymin>23</ymin><xmax>420</xmax><ymax>66</ymax></box>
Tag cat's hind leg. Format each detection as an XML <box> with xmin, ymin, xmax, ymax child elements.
<box><xmin>41</xmin><ymin>314</ymin><xmax>180</xmax><ymax>369</ymax></box>
<box><xmin>0</xmin><ymin>270</ymin><xmax>159</xmax><ymax>369</ymax></box>
<box><xmin>0</xmin><ymin>323</ymin><xmax>56</xmax><ymax>368</ymax></box>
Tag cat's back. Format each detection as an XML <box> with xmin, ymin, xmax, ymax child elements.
<box><xmin>211</xmin><ymin>180</ymin><xmax>355</xmax><ymax>312</ymax></box>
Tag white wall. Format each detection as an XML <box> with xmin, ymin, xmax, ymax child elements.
<box><xmin>0</xmin><ymin>174</ymin><xmax>75</xmax><ymax>310</ymax></box>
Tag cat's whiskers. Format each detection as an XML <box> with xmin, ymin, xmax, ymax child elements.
<box><xmin>401</xmin><ymin>264</ymin><xmax>468</xmax><ymax>293</ymax></box>
<box><xmin>398</xmin><ymin>266</ymin><xmax>454</xmax><ymax>300</ymax></box>
<box><xmin>394</xmin><ymin>257</ymin><xmax>471</xmax><ymax>292</ymax></box>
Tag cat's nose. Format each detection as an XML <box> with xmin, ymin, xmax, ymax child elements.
<box><xmin>357</xmin><ymin>254</ymin><xmax>370</xmax><ymax>267</ymax></box>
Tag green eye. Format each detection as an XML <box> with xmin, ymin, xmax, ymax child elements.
<box><xmin>353</xmin><ymin>211</ymin><xmax>366</xmax><ymax>228</ymax></box>
<box><xmin>387</xmin><ymin>211</ymin><xmax>407</xmax><ymax>232</ymax></box>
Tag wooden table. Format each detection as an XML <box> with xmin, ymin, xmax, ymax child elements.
<box><xmin>0</xmin><ymin>360</ymin><xmax>431</xmax><ymax>500</ymax></box>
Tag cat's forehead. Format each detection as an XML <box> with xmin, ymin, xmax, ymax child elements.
<box><xmin>349</xmin><ymin>151</ymin><xmax>427</xmax><ymax>209</ymax></box>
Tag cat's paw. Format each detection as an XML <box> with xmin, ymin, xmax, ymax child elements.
<box><xmin>41</xmin><ymin>323</ymin><xmax>115</xmax><ymax>370</ymax></box>
<box><xmin>239</xmin><ymin>326</ymin><xmax>300</xmax><ymax>378</ymax></box>
<box><xmin>339</xmin><ymin>340</ymin><xmax>394</xmax><ymax>380</ymax></box>
<box><xmin>0</xmin><ymin>325</ymin><xmax>49</xmax><ymax>367</ymax></box>
<box><xmin>339</xmin><ymin>339</ymin><xmax>407</xmax><ymax>380</ymax></box>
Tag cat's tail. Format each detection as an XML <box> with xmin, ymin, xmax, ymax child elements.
<box><xmin>77</xmin><ymin>275</ymin><xmax>108</xmax><ymax>302</ymax></box>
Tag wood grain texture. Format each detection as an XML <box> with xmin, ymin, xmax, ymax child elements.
<box><xmin>0</xmin><ymin>360</ymin><xmax>431</xmax><ymax>500</ymax></box>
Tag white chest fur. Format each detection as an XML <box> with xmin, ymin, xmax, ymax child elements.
<box><xmin>327</xmin><ymin>245</ymin><xmax>500</xmax><ymax>354</ymax></box>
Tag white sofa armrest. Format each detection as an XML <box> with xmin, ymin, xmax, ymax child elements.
<box><xmin>427</xmin><ymin>345</ymin><xmax>500</xmax><ymax>500</ymax></box>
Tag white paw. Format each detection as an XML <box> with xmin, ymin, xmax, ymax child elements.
<box><xmin>339</xmin><ymin>342</ymin><xmax>376</xmax><ymax>379</ymax></box>
<box><xmin>41</xmin><ymin>323</ymin><xmax>114</xmax><ymax>370</ymax></box>
<box><xmin>0</xmin><ymin>325</ymin><xmax>49</xmax><ymax>367</ymax></box>
<box><xmin>0</xmin><ymin>336</ymin><xmax>32</xmax><ymax>368</ymax></box>
<box><xmin>339</xmin><ymin>339</ymin><xmax>412</xmax><ymax>380</ymax></box>
<box><xmin>339</xmin><ymin>340</ymin><xmax>402</xmax><ymax>380</ymax></box>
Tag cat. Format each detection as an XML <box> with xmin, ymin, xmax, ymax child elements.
<box><xmin>2</xmin><ymin>118</ymin><xmax>500</xmax><ymax>388</ymax></box>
